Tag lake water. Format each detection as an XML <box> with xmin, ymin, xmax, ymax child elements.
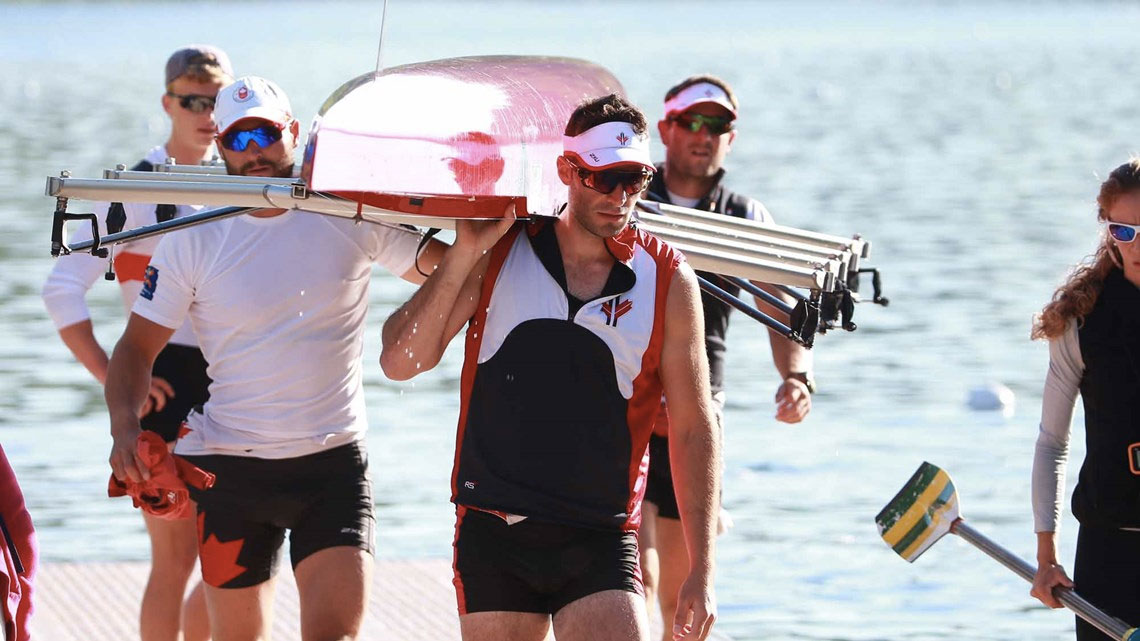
<box><xmin>3</xmin><ymin>2</ymin><xmax>1139</xmax><ymax>639</ymax></box>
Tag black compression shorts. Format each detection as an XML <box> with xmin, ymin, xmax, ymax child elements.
<box><xmin>141</xmin><ymin>343</ymin><xmax>210</xmax><ymax>442</ymax></box>
<box><xmin>183</xmin><ymin>441</ymin><xmax>374</xmax><ymax>588</ymax></box>
<box><xmin>452</xmin><ymin>506</ymin><xmax>642</xmax><ymax>615</ymax></box>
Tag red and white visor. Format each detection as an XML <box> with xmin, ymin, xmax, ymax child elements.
<box><xmin>563</xmin><ymin>121</ymin><xmax>653</xmax><ymax>171</ymax></box>
<box><xmin>664</xmin><ymin>82</ymin><xmax>736</xmax><ymax>118</ymax></box>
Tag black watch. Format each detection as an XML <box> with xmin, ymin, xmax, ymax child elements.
<box><xmin>787</xmin><ymin>371</ymin><xmax>816</xmax><ymax>394</ymax></box>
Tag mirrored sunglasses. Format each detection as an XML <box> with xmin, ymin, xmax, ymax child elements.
<box><xmin>568</xmin><ymin>160</ymin><xmax>652</xmax><ymax>196</ymax></box>
<box><xmin>167</xmin><ymin>92</ymin><xmax>216</xmax><ymax>114</ymax></box>
<box><xmin>671</xmin><ymin>113</ymin><xmax>734</xmax><ymax>136</ymax></box>
<box><xmin>220</xmin><ymin>124</ymin><xmax>284</xmax><ymax>152</ymax></box>
<box><xmin>1108</xmin><ymin>221</ymin><xmax>1140</xmax><ymax>244</ymax></box>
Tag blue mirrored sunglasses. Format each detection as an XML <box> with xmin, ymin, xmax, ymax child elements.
<box><xmin>221</xmin><ymin>124</ymin><xmax>283</xmax><ymax>152</ymax></box>
<box><xmin>1108</xmin><ymin>222</ymin><xmax>1140</xmax><ymax>244</ymax></box>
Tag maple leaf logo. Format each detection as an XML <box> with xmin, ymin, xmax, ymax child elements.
<box><xmin>616</xmin><ymin>132</ymin><xmax>630</xmax><ymax>146</ymax></box>
<box><xmin>198</xmin><ymin>513</ymin><xmax>247</xmax><ymax>586</ymax></box>
<box><xmin>704</xmin><ymin>89</ymin><xmax>714</xmax><ymax>97</ymax></box>
<box><xmin>601</xmin><ymin>296</ymin><xmax>633</xmax><ymax>326</ymax></box>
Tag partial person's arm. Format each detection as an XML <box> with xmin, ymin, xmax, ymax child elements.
<box><xmin>43</xmin><ymin>219</ymin><xmax>176</xmax><ymax>414</ymax></box>
<box><xmin>752</xmin><ymin>282</ymin><xmax>812</xmax><ymax>423</ymax></box>
<box><xmin>743</xmin><ymin>200</ymin><xmax>813</xmax><ymax>423</ymax></box>
<box><xmin>397</xmin><ymin>233</ymin><xmax>451</xmax><ymax>285</ymax></box>
<box><xmin>660</xmin><ymin>263</ymin><xmax>719</xmax><ymax>641</ymax></box>
<box><xmin>42</xmin><ymin>209</ymin><xmax>112</xmax><ymax>382</ymax></box>
<box><xmin>380</xmin><ymin>204</ymin><xmax>515</xmax><ymax>380</ymax></box>
<box><xmin>106</xmin><ymin>314</ymin><xmax>176</xmax><ymax>484</ymax></box>
<box><xmin>1030</xmin><ymin>320</ymin><xmax>1082</xmax><ymax>608</ymax></box>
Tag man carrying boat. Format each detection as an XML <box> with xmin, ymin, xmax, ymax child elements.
<box><xmin>639</xmin><ymin>75</ymin><xmax>813</xmax><ymax>636</ymax></box>
<box><xmin>41</xmin><ymin>44</ymin><xmax>233</xmax><ymax>641</ymax></box>
<box><xmin>104</xmin><ymin>75</ymin><xmax>449</xmax><ymax>641</ymax></box>
<box><xmin>380</xmin><ymin>94</ymin><xmax>720</xmax><ymax>641</ymax></box>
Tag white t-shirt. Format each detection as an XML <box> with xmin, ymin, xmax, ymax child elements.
<box><xmin>132</xmin><ymin>209</ymin><xmax>420</xmax><ymax>459</ymax></box>
<box><xmin>42</xmin><ymin>145</ymin><xmax>203</xmax><ymax>346</ymax></box>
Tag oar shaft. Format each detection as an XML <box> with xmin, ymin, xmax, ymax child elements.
<box><xmin>952</xmin><ymin>520</ymin><xmax>1139</xmax><ymax>641</ymax></box>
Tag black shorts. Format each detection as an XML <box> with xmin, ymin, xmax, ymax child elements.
<box><xmin>1073</xmin><ymin>524</ymin><xmax>1140</xmax><ymax>641</ymax></box>
<box><xmin>182</xmin><ymin>441</ymin><xmax>374</xmax><ymax>589</ymax></box>
<box><xmin>452</xmin><ymin>507</ymin><xmax>642</xmax><ymax>615</ymax></box>
<box><xmin>644</xmin><ymin>434</ymin><xmax>679</xmax><ymax>519</ymax></box>
<box><xmin>141</xmin><ymin>343</ymin><xmax>210</xmax><ymax>442</ymax></box>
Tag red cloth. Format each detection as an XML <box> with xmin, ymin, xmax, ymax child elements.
<box><xmin>0</xmin><ymin>444</ymin><xmax>36</xmax><ymax>641</ymax></box>
<box><xmin>108</xmin><ymin>431</ymin><xmax>215</xmax><ymax>520</ymax></box>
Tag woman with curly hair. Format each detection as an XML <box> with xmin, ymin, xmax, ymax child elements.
<box><xmin>1030</xmin><ymin>158</ymin><xmax>1140</xmax><ymax>637</ymax></box>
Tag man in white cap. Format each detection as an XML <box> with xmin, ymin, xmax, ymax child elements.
<box><xmin>380</xmin><ymin>93</ymin><xmax>720</xmax><ymax>641</ymax></box>
<box><xmin>104</xmin><ymin>75</ymin><xmax>449</xmax><ymax>640</ymax></box>
<box><xmin>639</xmin><ymin>75</ymin><xmax>813</xmax><ymax>639</ymax></box>
<box><xmin>42</xmin><ymin>43</ymin><xmax>233</xmax><ymax>641</ymax></box>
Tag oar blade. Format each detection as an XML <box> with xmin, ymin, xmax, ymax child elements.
<box><xmin>875</xmin><ymin>462</ymin><xmax>960</xmax><ymax>563</ymax></box>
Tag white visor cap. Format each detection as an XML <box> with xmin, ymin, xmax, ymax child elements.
<box><xmin>215</xmin><ymin>76</ymin><xmax>294</xmax><ymax>136</ymax></box>
<box><xmin>563</xmin><ymin>121</ymin><xmax>653</xmax><ymax>171</ymax></box>
<box><xmin>664</xmin><ymin>81</ymin><xmax>736</xmax><ymax>119</ymax></box>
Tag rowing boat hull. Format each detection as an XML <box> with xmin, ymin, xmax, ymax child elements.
<box><xmin>301</xmin><ymin>55</ymin><xmax>624</xmax><ymax>219</ymax></box>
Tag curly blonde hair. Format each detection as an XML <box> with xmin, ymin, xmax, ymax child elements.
<box><xmin>1031</xmin><ymin>160</ymin><xmax>1136</xmax><ymax>340</ymax></box>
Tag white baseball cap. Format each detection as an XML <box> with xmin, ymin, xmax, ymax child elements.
<box><xmin>664</xmin><ymin>81</ymin><xmax>737</xmax><ymax>119</ymax></box>
<box><xmin>563</xmin><ymin>121</ymin><xmax>653</xmax><ymax>171</ymax></box>
<box><xmin>214</xmin><ymin>76</ymin><xmax>293</xmax><ymax>136</ymax></box>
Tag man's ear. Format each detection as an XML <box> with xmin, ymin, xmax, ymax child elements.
<box><xmin>657</xmin><ymin>119</ymin><xmax>671</xmax><ymax>148</ymax></box>
<box><xmin>289</xmin><ymin>119</ymin><xmax>301</xmax><ymax>143</ymax></box>
<box><xmin>556</xmin><ymin>155</ymin><xmax>573</xmax><ymax>186</ymax></box>
<box><xmin>724</xmin><ymin>129</ymin><xmax>736</xmax><ymax>151</ymax></box>
<box><xmin>161</xmin><ymin>93</ymin><xmax>174</xmax><ymax>117</ymax></box>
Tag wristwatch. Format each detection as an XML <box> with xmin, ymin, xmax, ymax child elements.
<box><xmin>787</xmin><ymin>371</ymin><xmax>816</xmax><ymax>394</ymax></box>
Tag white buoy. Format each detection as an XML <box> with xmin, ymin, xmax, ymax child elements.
<box><xmin>967</xmin><ymin>382</ymin><xmax>1016</xmax><ymax>416</ymax></box>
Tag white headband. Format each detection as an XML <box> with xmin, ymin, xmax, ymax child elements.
<box><xmin>664</xmin><ymin>81</ymin><xmax>736</xmax><ymax>118</ymax></box>
<box><xmin>562</xmin><ymin>121</ymin><xmax>653</xmax><ymax>170</ymax></box>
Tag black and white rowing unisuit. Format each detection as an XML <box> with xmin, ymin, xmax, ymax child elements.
<box><xmin>452</xmin><ymin>219</ymin><xmax>683</xmax><ymax>531</ymax></box>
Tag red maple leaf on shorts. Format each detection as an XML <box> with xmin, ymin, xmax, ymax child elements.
<box><xmin>197</xmin><ymin>513</ymin><xmax>247</xmax><ymax>586</ymax></box>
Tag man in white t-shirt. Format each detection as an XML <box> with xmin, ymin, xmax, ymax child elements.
<box><xmin>104</xmin><ymin>75</ymin><xmax>448</xmax><ymax>640</ymax></box>
<box><xmin>41</xmin><ymin>44</ymin><xmax>233</xmax><ymax>641</ymax></box>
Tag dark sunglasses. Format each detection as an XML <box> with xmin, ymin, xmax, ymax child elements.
<box><xmin>167</xmin><ymin>92</ymin><xmax>216</xmax><ymax>114</ymax></box>
<box><xmin>567</xmin><ymin>160</ymin><xmax>652</xmax><ymax>196</ymax></box>
<box><xmin>1108</xmin><ymin>221</ymin><xmax>1140</xmax><ymax>244</ymax></box>
<box><xmin>220</xmin><ymin>124</ymin><xmax>284</xmax><ymax>152</ymax></box>
<box><xmin>671</xmin><ymin>113</ymin><xmax>734</xmax><ymax>136</ymax></box>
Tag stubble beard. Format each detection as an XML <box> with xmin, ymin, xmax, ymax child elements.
<box><xmin>223</xmin><ymin>155</ymin><xmax>292</xmax><ymax>178</ymax></box>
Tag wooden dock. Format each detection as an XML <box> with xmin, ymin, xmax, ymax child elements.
<box><xmin>34</xmin><ymin>558</ymin><xmax>462</xmax><ymax>640</ymax></box>
<box><xmin>32</xmin><ymin>559</ymin><xmax>726</xmax><ymax>640</ymax></box>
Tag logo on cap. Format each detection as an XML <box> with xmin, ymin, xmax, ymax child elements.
<box><xmin>704</xmin><ymin>89</ymin><xmax>714</xmax><ymax>97</ymax></box>
<box><xmin>616</xmin><ymin>132</ymin><xmax>630</xmax><ymax>146</ymax></box>
<box><xmin>235</xmin><ymin>86</ymin><xmax>251</xmax><ymax>102</ymax></box>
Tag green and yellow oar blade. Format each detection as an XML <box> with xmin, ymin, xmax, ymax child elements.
<box><xmin>875</xmin><ymin>462</ymin><xmax>960</xmax><ymax>563</ymax></box>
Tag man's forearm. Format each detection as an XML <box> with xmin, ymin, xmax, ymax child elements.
<box><xmin>670</xmin><ymin>419</ymin><xmax>721</xmax><ymax>569</ymax></box>
<box><xmin>58</xmin><ymin>320</ymin><xmax>109</xmax><ymax>384</ymax></box>
<box><xmin>752</xmin><ymin>283</ymin><xmax>812</xmax><ymax>378</ymax></box>
<box><xmin>380</xmin><ymin>245</ymin><xmax>483</xmax><ymax>379</ymax></box>
<box><xmin>105</xmin><ymin>341</ymin><xmax>153</xmax><ymax>434</ymax></box>
<box><xmin>768</xmin><ymin>327</ymin><xmax>812</xmax><ymax>379</ymax></box>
